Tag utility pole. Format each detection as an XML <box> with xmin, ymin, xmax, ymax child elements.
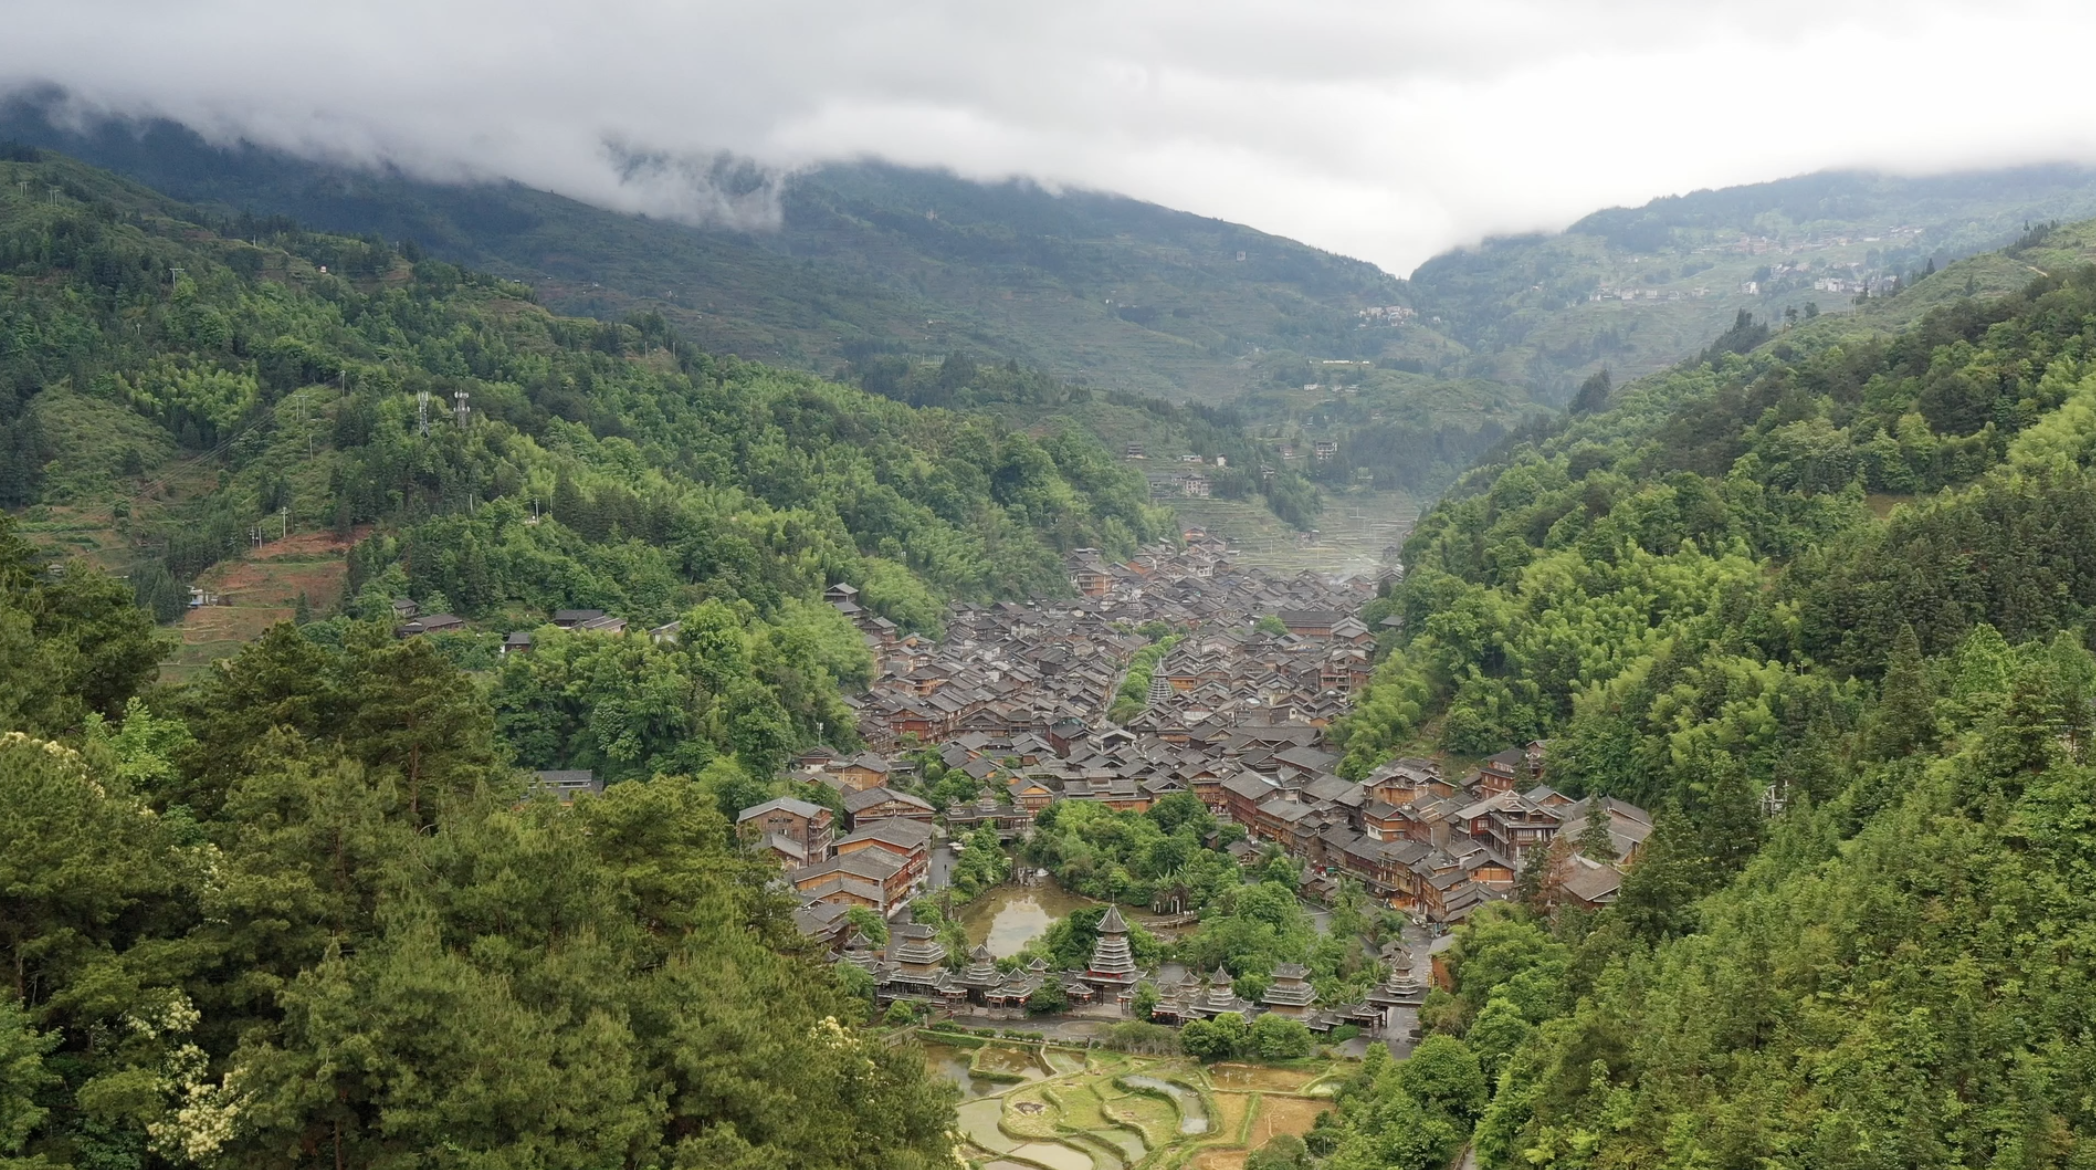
<box><xmin>280</xmin><ymin>506</ymin><xmax>290</xmax><ymax>540</ymax></box>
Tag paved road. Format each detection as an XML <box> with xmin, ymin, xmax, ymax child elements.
<box><xmin>927</xmin><ymin>842</ymin><xmax>956</xmax><ymax>891</ymax></box>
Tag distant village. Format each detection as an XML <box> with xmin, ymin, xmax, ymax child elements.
<box><xmin>713</xmin><ymin>528</ymin><xmax>1651</xmax><ymax>1033</ymax></box>
<box><xmin>396</xmin><ymin>527</ymin><xmax>1650</xmax><ymax>1035</ymax></box>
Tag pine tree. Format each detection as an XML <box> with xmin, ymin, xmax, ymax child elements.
<box><xmin>1580</xmin><ymin>798</ymin><xmax>1618</xmax><ymax>863</ymax></box>
<box><xmin>1868</xmin><ymin>623</ymin><xmax>1936</xmax><ymax>759</ymax></box>
<box><xmin>1614</xmin><ymin>805</ymin><xmax>1709</xmax><ymax>941</ymax></box>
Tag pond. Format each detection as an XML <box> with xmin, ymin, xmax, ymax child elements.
<box><xmin>960</xmin><ymin>879</ymin><xmax>1099</xmax><ymax>957</ymax></box>
<box><xmin>957</xmin><ymin>1098</ymin><xmax>1018</xmax><ymax>1152</ymax></box>
<box><xmin>1043</xmin><ymin>1048</ymin><xmax>1088</xmax><ymax>1076</ymax></box>
<box><xmin>1092</xmin><ymin>1126</ymin><xmax>1146</xmax><ymax>1163</ymax></box>
<box><xmin>923</xmin><ymin>1043</ymin><xmax>1042</xmax><ymax>1099</ymax></box>
<box><xmin>1121</xmin><ymin>1075</ymin><xmax>1210</xmax><ymax>1134</ymax></box>
<box><xmin>971</xmin><ymin>1046</ymin><xmax>1049</xmax><ymax>1080</ymax></box>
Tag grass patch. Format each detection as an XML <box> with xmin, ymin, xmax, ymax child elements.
<box><xmin>1244</xmin><ymin>1095</ymin><xmax>1333</xmax><ymax>1148</ymax></box>
<box><xmin>1210</xmin><ymin>1092</ymin><xmax>1254</xmax><ymax>1144</ymax></box>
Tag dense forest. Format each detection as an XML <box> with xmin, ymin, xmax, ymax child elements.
<box><xmin>0</xmin><ymin>97</ymin><xmax>1423</xmax><ymax>404</ymax></box>
<box><xmin>1318</xmin><ymin>243</ymin><xmax>2096</xmax><ymax>1167</ymax></box>
<box><xmin>0</xmin><ymin>150</ymin><xmax>1207</xmax><ymax>1167</ymax></box>
<box><xmin>840</xmin><ymin>351</ymin><xmax>1330</xmax><ymax>528</ymax></box>
<box><xmin>0</xmin><ymin>522</ymin><xmax>958</xmax><ymax>1168</ymax></box>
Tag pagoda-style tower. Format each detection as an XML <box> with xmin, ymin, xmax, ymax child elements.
<box><xmin>1147</xmin><ymin>672</ymin><xmax>1174</xmax><ymax>707</ymax></box>
<box><xmin>954</xmin><ymin>943</ymin><xmax>1005</xmax><ymax>999</ymax></box>
<box><xmin>842</xmin><ymin>930</ymin><xmax>879</xmax><ymax>973</ymax></box>
<box><xmin>1148</xmin><ymin>972</ymin><xmax>1194</xmax><ymax>1024</ymax></box>
<box><xmin>889</xmin><ymin>923</ymin><xmax>948</xmax><ymax>991</ymax></box>
<box><xmin>1083</xmin><ymin>904</ymin><xmax>1142</xmax><ymax>993</ymax></box>
<box><xmin>1197</xmin><ymin>967</ymin><xmax>1251</xmax><ymax>1018</ymax></box>
<box><xmin>1260</xmin><ymin>962</ymin><xmax>1318</xmax><ymax>1018</ymax></box>
<box><xmin>1365</xmin><ymin>948</ymin><xmax>1428</xmax><ymax>1033</ymax></box>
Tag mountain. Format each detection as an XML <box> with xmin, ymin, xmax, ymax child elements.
<box><xmin>1314</xmin><ymin>224</ymin><xmax>2096</xmax><ymax>1168</ymax></box>
<box><xmin>0</xmin><ymin>147</ymin><xmax>1172</xmax><ymax>692</ymax></box>
<box><xmin>25</xmin><ymin>98</ymin><xmax>2096</xmax><ymax>518</ymax></box>
<box><xmin>0</xmin><ymin>94</ymin><xmax>1468</xmax><ymax>404</ymax></box>
<box><xmin>0</xmin><ymin>146</ymin><xmax>1010</xmax><ymax>1168</ymax></box>
<box><xmin>1407</xmin><ymin>164</ymin><xmax>2096</xmax><ymax>399</ymax></box>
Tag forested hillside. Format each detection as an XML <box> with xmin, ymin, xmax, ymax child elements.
<box><xmin>1407</xmin><ymin>164</ymin><xmax>2096</xmax><ymax>400</ymax></box>
<box><xmin>0</xmin><ymin>147</ymin><xmax>1166</xmax><ymax>1169</ymax></box>
<box><xmin>1317</xmin><ymin>235</ymin><xmax>2096</xmax><ymax>1167</ymax></box>
<box><xmin>0</xmin><ymin>95</ymin><xmax>1554</xmax><ymax>504</ymax></box>
<box><xmin>0</xmin><ymin>522</ymin><xmax>958</xmax><ymax>1169</ymax></box>
<box><xmin>2</xmin><ymin>149</ymin><xmax>1163</xmax><ymax>600</ymax></box>
<box><xmin>23</xmin><ymin>97</ymin><xmax>2096</xmax><ymax>512</ymax></box>
<box><xmin>0</xmin><ymin>97</ymin><xmax>1440</xmax><ymax>402</ymax></box>
<box><xmin>0</xmin><ymin>143</ymin><xmax>1184</xmax><ymax>787</ymax></box>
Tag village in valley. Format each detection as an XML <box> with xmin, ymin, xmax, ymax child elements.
<box><xmin>466</xmin><ymin>524</ymin><xmax>1653</xmax><ymax>1164</ymax></box>
<box><xmin>719</xmin><ymin>528</ymin><xmax>1650</xmax><ymax>1048</ymax></box>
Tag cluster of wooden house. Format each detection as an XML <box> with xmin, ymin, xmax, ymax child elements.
<box><xmin>845</xmin><ymin>538</ymin><xmax>1378</xmax><ymax>752</ymax></box>
<box><xmin>1222</xmin><ymin>747</ymin><xmax>1649</xmax><ymax>921</ymax></box>
<box><xmin>736</xmin><ymin>772</ymin><xmax>942</xmax><ymax>923</ymax></box>
<box><xmin>843</xmin><ymin>903</ymin><xmax>1429</xmax><ymax>1039</ymax></box>
<box><xmin>754</xmin><ymin>533</ymin><xmax>1645</xmax><ymax>1021</ymax></box>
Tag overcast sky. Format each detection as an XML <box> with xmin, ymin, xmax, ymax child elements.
<box><xmin>7</xmin><ymin>0</ymin><xmax>2096</xmax><ymax>274</ymax></box>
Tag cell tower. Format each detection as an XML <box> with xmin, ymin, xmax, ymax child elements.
<box><xmin>1760</xmin><ymin>779</ymin><xmax>1787</xmax><ymax>818</ymax></box>
<box><xmin>417</xmin><ymin>391</ymin><xmax>431</xmax><ymax>437</ymax></box>
<box><xmin>452</xmin><ymin>389</ymin><xmax>470</xmax><ymax>429</ymax></box>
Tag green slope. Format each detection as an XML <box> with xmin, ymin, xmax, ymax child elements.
<box><xmin>0</xmin><ymin>149</ymin><xmax>1170</xmax><ymax>721</ymax></box>
<box><xmin>1314</xmin><ymin>224</ymin><xmax>2096</xmax><ymax>1169</ymax></box>
<box><xmin>0</xmin><ymin>98</ymin><xmax>1469</xmax><ymax>403</ymax></box>
<box><xmin>1408</xmin><ymin>164</ymin><xmax>2096</xmax><ymax>400</ymax></box>
<box><xmin>0</xmin><ymin>149</ymin><xmax>986</xmax><ymax>1170</ymax></box>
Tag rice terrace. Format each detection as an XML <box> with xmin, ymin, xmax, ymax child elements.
<box><xmin>924</xmin><ymin>1037</ymin><xmax>1343</xmax><ymax>1169</ymax></box>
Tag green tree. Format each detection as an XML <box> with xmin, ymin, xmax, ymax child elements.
<box><xmin>1579</xmin><ymin>799</ymin><xmax>1618</xmax><ymax>863</ymax></box>
<box><xmin>341</xmin><ymin>631</ymin><xmax>499</xmax><ymax>823</ymax></box>
<box><xmin>1464</xmin><ymin>996</ymin><xmax>1533</xmax><ymax>1082</ymax></box>
<box><xmin>1179</xmin><ymin>1012</ymin><xmax>1250</xmax><ymax>1062</ymax></box>
<box><xmin>1613</xmin><ymin>805</ymin><xmax>1709</xmax><ymax>942</ymax></box>
<box><xmin>1246</xmin><ymin>1133</ymin><xmax>1309</xmax><ymax>1170</ymax></box>
<box><xmin>0</xmin><ymin>996</ymin><xmax>57</xmax><ymax>1159</ymax></box>
<box><xmin>1866</xmin><ymin>622</ymin><xmax>1936</xmax><ymax>758</ymax></box>
<box><xmin>1248</xmin><ymin>1012</ymin><xmax>1314</xmax><ymax>1060</ymax></box>
<box><xmin>1132</xmin><ymin>981</ymin><xmax>1160</xmax><ymax>1021</ymax></box>
<box><xmin>844</xmin><ymin>906</ymin><xmax>890</xmax><ymax>947</ymax></box>
<box><xmin>1569</xmin><ymin>367</ymin><xmax>1612</xmax><ymax>414</ymax></box>
<box><xmin>1396</xmin><ymin>1034</ymin><xmax>1487</xmax><ymax>1126</ymax></box>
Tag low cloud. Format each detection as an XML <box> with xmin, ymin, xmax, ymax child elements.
<box><xmin>5</xmin><ymin>1</ymin><xmax>2095</xmax><ymax>272</ymax></box>
<box><xmin>600</xmin><ymin>142</ymin><xmax>791</xmax><ymax>231</ymax></box>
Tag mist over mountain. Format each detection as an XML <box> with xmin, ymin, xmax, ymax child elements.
<box><xmin>11</xmin><ymin>4</ymin><xmax>2096</xmax><ymax>1165</ymax></box>
<box><xmin>0</xmin><ymin>97</ymin><xmax>1425</xmax><ymax>403</ymax></box>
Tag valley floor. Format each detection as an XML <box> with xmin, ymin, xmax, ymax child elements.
<box><xmin>1170</xmin><ymin>489</ymin><xmax>1417</xmax><ymax>578</ymax></box>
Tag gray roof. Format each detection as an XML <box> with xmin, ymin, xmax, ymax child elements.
<box><xmin>839</xmin><ymin>818</ymin><xmax>936</xmax><ymax>850</ymax></box>
<box><xmin>737</xmin><ymin>796</ymin><xmax>827</xmax><ymax>823</ymax></box>
<box><xmin>843</xmin><ymin>786</ymin><xmax>933</xmax><ymax>814</ymax></box>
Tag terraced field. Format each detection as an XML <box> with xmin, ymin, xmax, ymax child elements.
<box><xmin>929</xmin><ymin>1042</ymin><xmax>1347</xmax><ymax>1169</ymax></box>
<box><xmin>165</xmin><ymin>529</ymin><xmax>354</xmax><ymax>680</ymax></box>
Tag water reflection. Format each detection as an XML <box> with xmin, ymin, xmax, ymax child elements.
<box><xmin>1121</xmin><ymin>1075</ymin><xmax>1210</xmax><ymax>1134</ymax></box>
<box><xmin>960</xmin><ymin>880</ymin><xmax>1099</xmax><ymax>957</ymax></box>
<box><xmin>924</xmin><ymin>1043</ymin><xmax>1043</xmax><ymax>1099</ymax></box>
